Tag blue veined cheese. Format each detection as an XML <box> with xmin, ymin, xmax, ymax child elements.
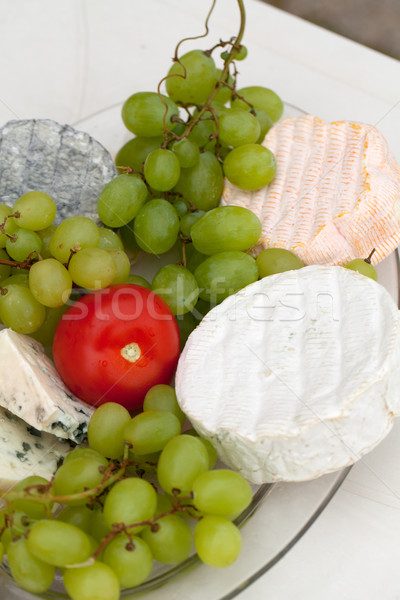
<box><xmin>176</xmin><ymin>266</ymin><xmax>400</xmax><ymax>483</ymax></box>
<box><xmin>0</xmin><ymin>406</ymin><xmax>72</xmax><ymax>492</ymax></box>
<box><xmin>0</xmin><ymin>118</ymin><xmax>118</xmax><ymax>224</ymax></box>
<box><xmin>0</xmin><ymin>329</ymin><xmax>94</xmax><ymax>443</ymax></box>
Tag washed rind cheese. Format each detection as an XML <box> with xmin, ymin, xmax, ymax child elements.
<box><xmin>0</xmin><ymin>119</ymin><xmax>117</xmax><ymax>223</ymax></box>
<box><xmin>175</xmin><ymin>266</ymin><xmax>400</xmax><ymax>483</ymax></box>
<box><xmin>0</xmin><ymin>329</ymin><xmax>94</xmax><ymax>443</ymax></box>
<box><xmin>0</xmin><ymin>406</ymin><xmax>72</xmax><ymax>493</ymax></box>
<box><xmin>221</xmin><ymin>115</ymin><xmax>400</xmax><ymax>266</ymax></box>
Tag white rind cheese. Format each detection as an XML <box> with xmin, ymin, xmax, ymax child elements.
<box><xmin>176</xmin><ymin>266</ymin><xmax>400</xmax><ymax>483</ymax></box>
<box><xmin>0</xmin><ymin>406</ymin><xmax>72</xmax><ymax>492</ymax></box>
<box><xmin>0</xmin><ymin>329</ymin><xmax>94</xmax><ymax>443</ymax></box>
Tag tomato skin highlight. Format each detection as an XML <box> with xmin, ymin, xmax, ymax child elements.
<box><xmin>52</xmin><ymin>284</ymin><xmax>180</xmax><ymax>411</ymax></box>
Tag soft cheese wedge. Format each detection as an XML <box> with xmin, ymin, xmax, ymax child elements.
<box><xmin>0</xmin><ymin>329</ymin><xmax>94</xmax><ymax>443</ymax></box>
<box><xmin>221</xmin><ymin>115</ymin><xmax>400</xmax><ymax>266</ymax></box>
<box><xmin>0</xmin><ymin>406</ymin><xmax>72</xmax><ymax>492</ymax></box>
<box><xmin>176</xmin><ymin>266</ymin><xmax>400</xmax><ymax>483</ymax></box>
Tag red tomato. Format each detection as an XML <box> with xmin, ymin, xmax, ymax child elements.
<box><xmin>52</xmin><ymin>284</ymin><xmax>180</xmax><ymax>411</ymax></box>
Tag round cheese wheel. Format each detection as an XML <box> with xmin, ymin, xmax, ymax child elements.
<box><xmin>176</xmin><ymin>266</ymin><xmax>400</xmax><ymax>482</ymax></box>
<box><xmin>221</xmin><ymin>115</ymin><xmax>400</xmax><ymax>266</ymax></box>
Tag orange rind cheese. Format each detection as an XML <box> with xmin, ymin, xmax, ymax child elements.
<box><xmin>221</xmin><ymin>115</ymin><xmax>400</xmax><ymax>265</ymax></box>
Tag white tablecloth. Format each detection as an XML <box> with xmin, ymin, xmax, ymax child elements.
<box><xmin>1</xmin><ymin>1</ymin><xmax>400</xmax><ymax>598</ymax></box>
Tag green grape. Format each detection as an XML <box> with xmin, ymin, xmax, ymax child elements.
<box><xmin>98</xmin><ymin>227</ymin><xmax>124</xmax><ymax>250</ymax></box>
<box><xmin>103</xmin><ymin>534</ymin><xmax>153</xmax><ymax>588</ymax></box>
<box><xmin>144</xmin><ymin>148</ymin><xmax>180</xmax><ymax>192</ymax></box>
<box><xmin>166</xmin><ymin>49</ymin><xmax>218</xmax><ymax>106</ymax></box>
<box><xmin>152</xmin><ymin>264</ymin><xmax>199</xmax><ymax>315</ymax></box>
<box><xmin>30</xmin><ymin>304</ymin><xmax>68</xmax><ymax>355</ymax></box>
<box><xmin>88</xmin><ymin>402</ymin><xmax>131</xmax><ymax>459</ymax></box>
<box><xmin>7</xmin><ymin>537</ymin><xmax>55</xmax><ymax>593</ymax></box>
<box><xmin>89</xmin><ymin>507</ymin><xmax>111</xmax><ymax>542</ymax></box>
<box><xmin>29</xmin><ymin>258</ymin><xmax>72</xmax><ymax>307</ymax></box>
<box><xmin>231</xmin><ymin>86</ymin><xmax>284</xmax><ymax>122</ymax></box>
<box><xmin>49</xmin><ymin>216</ymin><xmax>100</xmax><ymax>264</ymax></box>
<box><xmin>157</xmin><ymin>434</ymin><xmax>209</xmax><ymax>495</ymax></box>
<box><xmin>173</xmin><ymin>199</ymin><xmax>189</xmax><ymax>217</ymax></box>
<box><xmin>122</xmin><ymin>91</ymin><xmax>179</xmax><ymax>136</ymax></box>
<box><xmin>1</xmin><ymin>272</ymin><xmax>29</xmax><ymax>286</ymax></box>
<box><xmin>195</xmin><ymin>250</ymin><xmax>259</xmax><ymax>303</ymax></box>
<box><xmin>8</xmin><ymin>475</ymin><xmax>52</xmax><ymax>519</ymax></box>
<box><xmin>115</xmin><ymin>136</ymin><xmax>163</xmax><ymax>173</ymax></box>
<box><xmin>124</xmin><ymin>274</ymin><xmax>152</xmax><ymax>289</ymax></box>
<box><xmin>6</xmin><ymin>511</ymin><xmax>35</xmax><ymax>536</ymax></box>
<box><xmin>0</xmin><ymin>248</ymin><xmax>11</xmax><ymax>281</ymax></box>
<box><xmin>68</xmin><ymin>247</ymin><xmax>116</xmax><ymax>290</ymax></box>
<box><xmin>103</xmin><ymin>477</ymin><xmax>157</xmax><ymax>534</ymax></box>
<box><xmin>171</xmin><ymin>138</ymin><xmax>200</xmax><ymax>168</ymax></box>
<box><xmin>218</xmin><ymin>108</ymin><xmax>260</xmax><ymax>147</ymax></box>
<box><xmin>142</xmin><ymin>513</ymin><xmax>192</xmax><ymax>564</ymax></box>
<box><xmin>256</xmin><ymin>247</ymin><xmax>304</xmax><ymax>277</ymax></box>
<box><xmin>180</xmin><ymin>211</ymin><xmax>205</xmax><ymax>238</ymax></box>
<box><xmin>188</xmin><ymin>118</ymin><xmax>216</xmax><ymax>149</ymax></box>
<box><xmin>185</xmin><ymin>243</ymin><xmax>207</xmax><ymax>273</ymax></box>
<box><xmin>0</xmin><ymin>203</ymin><xmax>19</xmax><ymax>248</ymax></box>
<box><xmin>194</xmin><ymin>515</ymin><xmax>242</xmax><ymax>567</ymax></box>
<box><xmin>97</xmin><ymin>174</ymin><xmax>148</xmax><ymax>228</ymax></box>
<box><xmin>37</xmin><ymin>224</ymin><xmax>57</xmax><ymax>258</ymax></box>
<box><xmin>0</xmin><ymin>284</ymin><xmax>45</xmax><ymax>333</ymax></box>
<box><xmin>343</xmin><ymin>258</ymin><xmax>378</xmax><ymax>281</ymax></box>
<box><xmin>134</xmin><ymin>198</ymin><xmax>179</xmax><ymax>254</ymax></box>
<box><xmin>173</xmin><ymin>151</ymin><xmax>223</xmax><ymax>211</ymax></box>
<box><xmin>57</xmin><ymin>505</ymin><xmax>93</xmax><ymax>534</ymax></box>
<box><xmin>192</xmin><ymin>469</ymin><xmax>252</xmax><ymax>517</ymax></box>
<box><xmin>63</xmin><ymin>561</ymin><xmax>120</xmax><ymax>600</ymax></box>
<box><xmin>253</xmin><ymin>108</ymin><xmax>273</xmax><ymax>143</ymax></box>
<box><xmin>124</xmin><ymin>410</ymin><xmax>181</xmax><ymax>455</ymax></box>
<box><xmin>224</xmin><ymin>143</ymin><xmax>276</xmax><ymax>190</ymax></box>
<box><xmin>191</xmin><ymin>206</ymin><xmax>261</xmax><ymax>255</ymax></box>
<box><xmin>184</xmin><ymin>429</ymin><xmax>217</xmax><ymax>469</ymax></box>
<box><xmin>27</xmin><ymin>520</ymin><xmax>92</xmax><ymax>567</ymax></box>
<box><xmin>106</xmin><ymin>247</ymin><xmax>131</xmax><ymax>284</ymax></box>
<box><xmin>176</xmin><ymin>310</ymin><xmax>198</xmax><ymax>350</ymax></box>
<box><xmin>6</xmin><ymin>228</ymin><xmax>42</xmax><ymax>262</ymax></box>
<box><xmin>64</xmin><ymin>446</ymin><xmax>110</xmax><ymax>466</ymax></box>
<box><xmin>53</xmin><ymin>456</ymin><xmax>107</xmax><ymax>505</ymax></box>
<box><xmin>13</xmin><ymin>191</ymin><xmax>56</xmax><ymax>230</ymax></box>
<box><xmin>214</xmin><ymin>69</ymin><xmax>234</xmax><ymax>104</ymax></box>
<box><xmin>143</xmin><ymin>384</ymin><xmax>186</xmax><ymax>426</ymax></box>
<box><xmin>234</xmin><ymin>44</ymin><xmax>248</xmax><ymax>60</ymax></box>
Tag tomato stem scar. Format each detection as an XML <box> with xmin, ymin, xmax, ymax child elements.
<box><xmin>121</xmin><ymin>342</ymin><xmax>142</xmax><ymax>363</ymax></box>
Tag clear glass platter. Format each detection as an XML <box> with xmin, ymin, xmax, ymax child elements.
<box><xmin>1</xmin><ymin>102</ymin><xmax>398</xmax><ymax>600</ymax></box>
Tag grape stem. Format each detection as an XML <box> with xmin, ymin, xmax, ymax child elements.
<box><xmin>365</xmin><ymin>248</ymin><xmax>376</xmax><ymax>264</ymax></box>
<box><xmin>91</xmin><ymin>491</ymin><xmax>200</xmax><ymax>560</ymax></box>
<box><xmin>0</xmin><ymin>250</ymin><xmax>43</xmax><ymax>272</ymax></box>
<box><xmin>0</xmin><ymin>212</ymin><xmax>19</xmax><ymax>242</ymax></box>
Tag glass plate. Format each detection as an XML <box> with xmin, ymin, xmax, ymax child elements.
<box><xmin>1</xmin><ymin>103</ymin><xmax>398</xmax><ymax>600</ymax></box>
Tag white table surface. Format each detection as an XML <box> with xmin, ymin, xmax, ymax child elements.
<box><xmin>1</xmin><ymin>1</ymin><xmax>400</xmax><ymax>598</ymax></box>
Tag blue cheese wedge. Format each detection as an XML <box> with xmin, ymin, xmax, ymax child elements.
<box><xmin>0</xmin><ymin>406</ymin><xmax>72</xmax><ymax>492</ymax></box>
<box><xmin>0</xmin><ymin>118</ymin><xmax>117</xmax><ymax>223</ymax></box>
<box><xmin>176</xmin><ymin>266</ymin><xmax>400</xmax><ymax>483</ymax></box>
<box><xmin>0</xmin><ymin>329</ymin><xmax>94</xmax><ymax>443</ymax></box>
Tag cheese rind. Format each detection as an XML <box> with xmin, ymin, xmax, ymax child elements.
<box><xmin>0</xmin><ymin>406</ymin><xmax>72</xmax><ymax>493</ymax></box>
<box><xmin>0</xmin><ymin>329</ymin><xmax>94</xmax><ymax>443</ymax></box>
<box><xmin>176</xmin><ymin>266</ymin><xmax>400</xmax><ymax>483</ymax></box>
<box><xmin>221</xmin><ymin>115</ymin><xmax>400</xmax><ymax>266</ymax></box>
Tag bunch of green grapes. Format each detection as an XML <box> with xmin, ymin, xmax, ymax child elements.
<box><xmin>0</xmin><ymin>191</ymin><xmax>150</xmax><ymax>347</ymax></box>
<box><xmin>1</xmin><ymin>385</ymin><xmax>253</xmax><ymax>599</ymax></box>
<box><xmin>92</xmin><ymin>26</ymin><xmax>288</xmax><ymax>342</ymax></box>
